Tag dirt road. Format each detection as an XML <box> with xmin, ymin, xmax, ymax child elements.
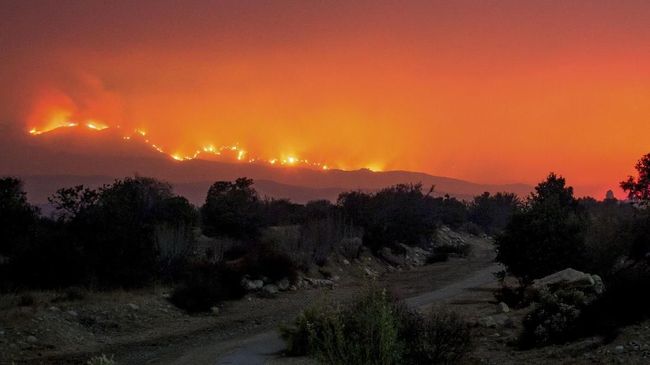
<box><xmin>201</xmin><ymin>261</ymin><xmax>501</xmax><ymax>365</ymax></box>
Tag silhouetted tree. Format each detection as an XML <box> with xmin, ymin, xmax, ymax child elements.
<box><xmin>201</xmin><ymin>177</ymin><xmax>263</xmax><ymax>240</ymax></box>
<box><xmin>469</xmin><ymin>192</ymin><xmax>521</xmax><ymax>234</ymax></box>
<box><xmin>0</xmin><ymin>177</ymin><xmax>39</xmax><ymax>256</ymax></box>
<box><xmin>621</xmin><ymin>153</ymin><xmax>650</xmax><ymax>206</ymax></box>
<box><xmin>338</xmin><ymin>184</ymin><xmax>437</xmax><ymax>250</ymax></box>
<box><xmin>495</xmin><ymin>173</ymin><xmax>587</xmax><ymax>283</ymax></box>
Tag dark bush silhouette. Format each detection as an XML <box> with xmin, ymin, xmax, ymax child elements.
<box><xmin>201</xmin><ymin>177</ymin><xmax>264</xmax><ymax>240</ymax></box>
<box><xmin>170</xmin><ymin>261</ymin><xmax>245</xmax><ymax>313</ymax></box>
<box><xmin>495</xmin><ymin>173</ymin><xmax>587</xmax><ymax>284</ymax></box>
<box><xmin>3</xmin><ymin>176</ymin><xmax>196</xmax><ymax>290</ymax></box>
<box><xmin>281</xmin><ymin>288</ymin><xmax>472</xmax><ymax>364</ymax></box>
<box><xmin>468</xmin><ymin>192</ymin><xmax>521</xmax><ymax>234</ymax></box>
<box><xmin>338</xmin><ymin>184</ymin><xmax>438</xmax><ymax>250</ymax></box>
<box><xmin>0</xmin><ymin>177</ymin><xmax>39</xmax><ymax>257</ymax></box>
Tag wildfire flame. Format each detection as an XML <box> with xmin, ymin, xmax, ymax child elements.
<box><xmin>27</xmin><ymin>114</ymin><xmax>335</xmax><ymax>171</ymax></box>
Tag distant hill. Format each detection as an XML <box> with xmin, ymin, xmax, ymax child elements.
<box><xmin>0</xmin><ymin>125</ymin><xmax>533</xmax><ymax>207</ymax></box>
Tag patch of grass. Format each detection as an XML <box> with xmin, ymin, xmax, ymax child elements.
<box><xmin>281</xmin><ymin>288</ymin><xmax>472</xmax><ymax>365</ymax></box>
<box><xmin>86</xmin><ymin>354</ymin><xmax>116</xmax><ymax>365</ymax></box>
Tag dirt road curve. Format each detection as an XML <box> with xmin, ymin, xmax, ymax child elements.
<box><xmin>205</xmin><ymin>263</ymin><xmax>501</xmax><ymax>365</ymax></box>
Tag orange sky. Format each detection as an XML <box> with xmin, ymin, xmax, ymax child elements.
<box><xmin>2</xmin><ymin>1</ymin><xmax>649</xmax><ymax>198</ymax></box>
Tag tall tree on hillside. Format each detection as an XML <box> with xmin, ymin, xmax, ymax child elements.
<box><xmin>621</xmin><ymin>153</ymin><xmax>650</xmax><ymax>206</ymax></box>
<box><xmin>495</xmin><ymin>173</ymin><xmax>587</xmax><ymax>283</ymax></box>
<box><xmin>201</xmin><ymin>177</ymin><xmax>263</xmax><ymax>240</ymax></box>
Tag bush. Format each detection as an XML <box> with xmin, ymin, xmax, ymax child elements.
<box><xmin>201</xmin><ymin>178</ymin><xmax>264</xmax><ymax>240</ymax></box>
<box><xmin>86</xmin><ymin>354</ymin><xmax>116</xmax><ymax>365</ymax></box>
<box><xmin>496</xmin><ymin>173</ymin><xmax>587</xmax><ymax>284</ymax></box>
<box><xmin>281</xmin><ymin>288</ymin><xmax>472</xmax><ymax>365</ymax></box>
<box><xmin>338</xmin><ymin>184</ymin><xmax>439</xmax><ymax>251</ymax></box>
<box><xmin>398</xmin><ymin>307</ymin><xmax>472</xmax><ymax>365</ymax></box>
<box><xmin>240</xmin><ymin>243</ymin><xmax>299</xmax><ymax>283</ymax></box>
<box><xmin>519</xmin><ymin>288</ymin><xmax>593</xmax><ymax>348</ymax></box>
<box><xmin>169</xmin><ymin>261</ymin><xmax>245</xmax><ymax>313</ymax></box>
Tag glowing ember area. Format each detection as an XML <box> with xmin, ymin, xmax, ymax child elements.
<box><xmin>27</xmin><ymin>117</ymin><xmax>333</xmax><ymax>171</ymax></box>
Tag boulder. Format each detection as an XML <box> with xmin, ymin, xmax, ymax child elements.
<box><xmin>262</xmin><ymin>284</ymin><xmax>279</xmax><ymax>296</ymax></box>
<box><xmin>277</xmin><ymin>278</ymin><xmax>290</xmax><ymax>291</ymax></box>
<box><xmin>497</xmin><ymin>302</ymin><xmax>510</xmax><ymax>313</ymax></box>
<box><xmin>527</xmin><ymin>268</ymin><xmax>603</xmax><ymax>298</ymax></box>
<box><xmin>241</xmin><ymin>278</ymin><xmax>264</xmax><ymax>291</ymax></box>
<box><xmin>379</xmin><ymin>247</ymin><xmax>404</xmax><ymax>266</ymax></box>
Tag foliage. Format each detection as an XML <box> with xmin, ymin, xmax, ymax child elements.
<box><xmin>201</xmin><ymin>177</ymin><xmax>263</xmax><ymax>240</ymax></box>
<box><xmin>169</xmin><ymin>261</ymin><xmax>245</xmax><ymax>313</ymax></box>
<box><xmin>338</xmin><ymin>184</ymin><xmax>438</xmax><ymax>250</ymax></box>
<box><xmin>3</xmin><ymin>176</ymin><xmax>196</xmax><ymax>290</ymax></box>
<box><xmin>495</xmin><ymin>173</ymin><xmax>587</xmax><ymax>284</ymax></box>
<box><xmin>468</xmin><ymin>192</ymin><xmax>521</xmax><ymax>234</ymax></box>
<box><xmin>621</xmin><ymin>153</ymin><xmax>650</xmax><ymax>205</ymax></box>
<box><xmin>86</xmin><ymin>354</ymin><xmax>116</xmax><ymax>365</ymax></box>
<box><xmin>398</xmin><ymin>307</ymin><xmax>472</xmax><ymax>365</ymax></box>
<box><xmin>519</xmin><ymin>288</ymin><xmax>593</xmax><ymax>348</ymax></box>
<box><xmin>0</xmin><ymin>177</ymin><xmax>39</xmax><ymax>256</ymax></box>
<box><xmin>240</xmin><ymin>242</ymin><xmax>300</xmax><ymax>282</ymax></box>
<box><xmin>281</xmin><ymin>288</ymin><xmax>471</xmax><ymax>365</ymax></box>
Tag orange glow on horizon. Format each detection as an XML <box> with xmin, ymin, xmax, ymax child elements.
<box><xmin>6</xmin><ymin>2</ymin><xmax>650</xmax><ymax>199</ymax></box>
<box><xmin>27</xmin><ymin>111</ymin><xmax>340</xmax><ymax>171</ymax></box>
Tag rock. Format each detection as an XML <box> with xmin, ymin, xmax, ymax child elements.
<box><xmin>303</xmin><ymin>277</ymin><xmax>335</xmax><ymax>288</ymax></box>
<box><xmin>48</xmin><ymin>306</ymin><xmax>60</xmax><ymax>312</ymax></box>
<box><xmin>592</xmin><ymin>275</ymin><xmax>604</xmax><ymax>295</ymax></box>
<box><xmin>502</xmin><ymin>276</ymin><xmax>521</xmax><ymax>289</ymax></box>
<box><xmin>277</xmin><ymin>278</ymin><xmax>290</xmax><ymax>291</ymax></box>
<box><xmin>364</xmin><ymin>267</ymin><xmax>378</xmax><ymax>277</ymax></box>
<box><xmin>615</xmin><ymin>345</ymin><xmax>625</xmax><ymax>353</ymax></box>
<box><xmin>262</xmin><ymin>284</ymin><xmax>279</xmax><ymax>295</ymax></box>
<box><xmin>289</xmin><ymin>285</ymin><xmax>297</xmax><ymax>291</ymax></box>
<box><xmin>379</xmin><ymin>247</ymin><xmax>404</xmax><ymax>266</ymax></box>
<box><xmin>26</xmin><ymin>335</ymin><xmax>37</xmax><ymax>343</ymax></box>
<box><xmin>342</xmin><ymin>259</ymin><xmax>350</xmax><ymax>265</ymax></box>
<box><xmin>210</xmin><ymin>306</ymin><xmax>220</xmax><ymax>315</ymax></box>
<box><xmin>497</xmin><ymin>302</ymin><xmax>510</xmax><ymax>313</ymax></box>
<box><xmin>528</xmin><ymin>268</ymin><xmax>603</xmax><ymax>298</ymax></box>
<box><xmin>241</xmin><ymin>278</ymin><xmax>264</xmax><ymax>291</ymax></box>
<box><xmin>126</xmin><ymin>303</ymin><xmax>139</xmax><ymax>310</ymax></box>
<box><xmin>67</xmin><ymin>310</ymin><xmax>78</xmax><ymax>317</ymax></box>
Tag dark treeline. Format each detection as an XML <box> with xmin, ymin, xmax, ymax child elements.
<box><xmin>2</xmin><ymin>153</ymin><xmax>649</xmax><ymax>323</ymax></box>
<box><xmin>0</xmin><ymin>175</ymin><xmax>518</xmax><ymax>294</ymax></box>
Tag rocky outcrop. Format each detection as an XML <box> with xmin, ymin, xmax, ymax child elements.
<box><xmin>527</xmin><ymin>268</ymin><xmax>604</xmax><ymax>298</ymax></box>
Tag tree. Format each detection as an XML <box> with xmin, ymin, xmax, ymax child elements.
<box><xmin>495</xmin><ymin>173</ymin><xmax>587</xmax><ymax>283</ymax></box>
<box><xmin>48</xmin><ymin>185</ymin><xmax>99</xmax><ymax>221</ymax></box>
<box><xmin>621</xmin><ymin>153</ymin><xmax>650</xmax><ymax>206</ymax></box>
<box><xmin>201</xmin><ymin>177</ymin><xmax>263</xmax><ymax>240</ymax></box>
<box><xmin>0</xmin><ymin>177</ymin><xmax>39</xmax><ymax>256</ymax></box>
<box><xmin>469</xmin><ymin>192</ymin><xmax>521</xmax><ymax>234</ymax></box>
<box><xmin>338</xmin><ymin>184</ymin><xmax>437</xmax><ymax>250</ymax></box>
